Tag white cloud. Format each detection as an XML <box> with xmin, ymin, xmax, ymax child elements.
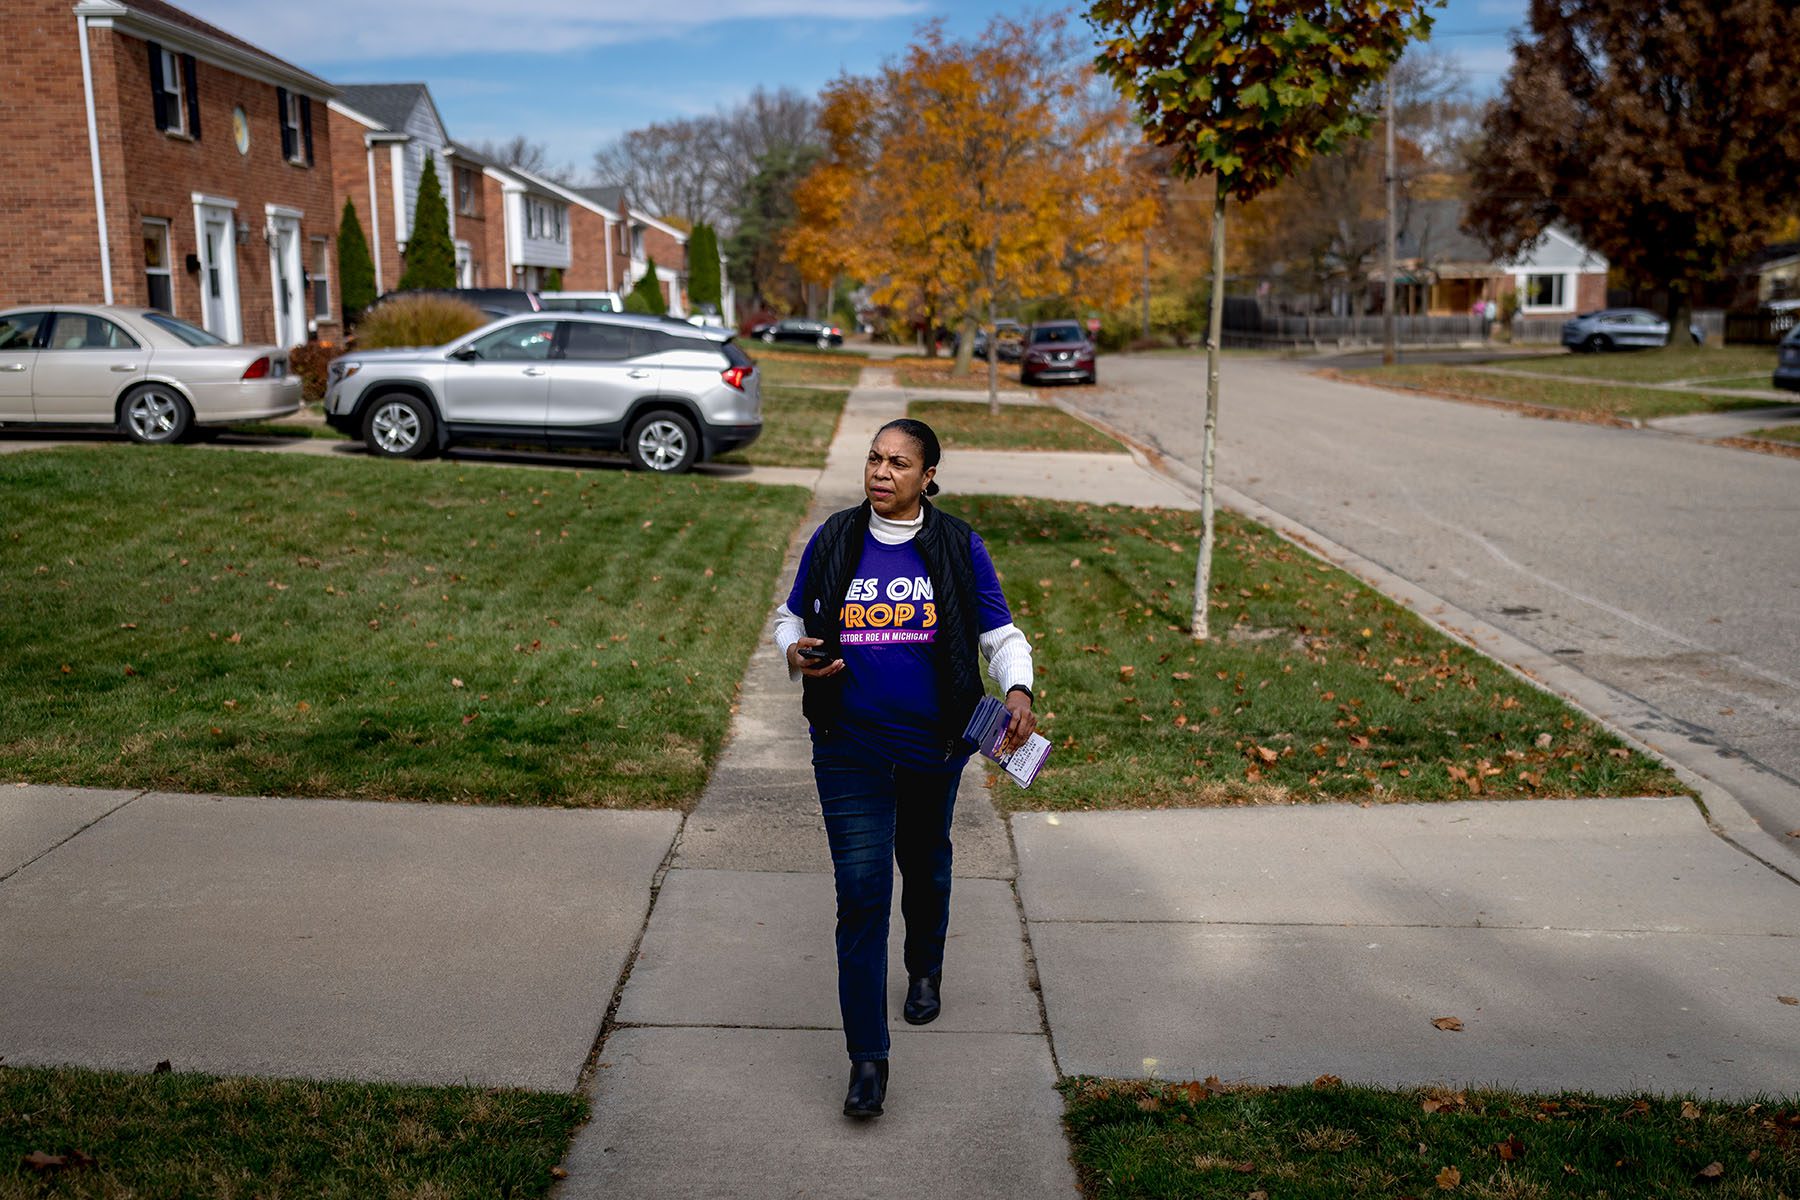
<box><xmin>181</xmin><ymin>0</ymin><xmax>928</xmax><ymax>63</ymax></box>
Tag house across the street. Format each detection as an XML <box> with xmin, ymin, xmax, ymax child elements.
<box><xmin>2</xmin><ymin>0</ymin><xmax>339</xmax><ymax>347</ymax></box>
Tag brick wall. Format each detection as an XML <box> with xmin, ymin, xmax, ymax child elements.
<box><xmin>480</xmin><ymin>174</ymin><xmax>509</xmax><ymax>288</ymax></box>
<box><xmin>451</xmin><ymin>162</ymin><xmax>487</xmax><ymax>287</ymax></box>
<box><xmin>1575</xmin><ymin>271</ymin><xmax>1606</xmax><ymax>314</ymax></box>
<box><xmin>0</xmin><ymin>3</ymin><xmax>337</xmax><ymax>342</ymax></box>
<box><xmin>563</xmin><ymin>204</ymin><xmax>609</xmax><ymax>291</ymax></box>
<box><xmin>0</xmin><ymin>0</ymin><xmax>110</xmax><ymax>306</ymax></box>
<box><xmin>641</xmin><ymin>223</ymin><xmax>686</xmax><ymax>309</ymax></box>
<box><xmin>103</xmin><ymin>30</ymin><xmax>337</xmax><ymax>344</ymax></box>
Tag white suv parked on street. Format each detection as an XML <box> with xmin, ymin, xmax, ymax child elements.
<box><xmin>324</xmin><ymin>313</ymin><xmax>760</xmax><ymax>472</ymax></box>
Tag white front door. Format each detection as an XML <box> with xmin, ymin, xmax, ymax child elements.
<box><xmin>268</xmin><ymin>214</ymin><xmax>304</xmax><ymax>349</ymax></box>
<box><xmin>195</xmin><ymin>202</ymin><xmax>242</xmax><ymax>343</ymax></box>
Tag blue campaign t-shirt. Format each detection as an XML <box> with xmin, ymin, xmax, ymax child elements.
<box><xmin>789</xmin><ymin>528</ymin><xmax>1012</xmax><ymax>769</ymax></box>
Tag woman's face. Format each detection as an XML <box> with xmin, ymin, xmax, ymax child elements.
<box><xmin>864</xmin><ymin>428</ymin><xmax>935</xmax><ymax>520</ymax></box>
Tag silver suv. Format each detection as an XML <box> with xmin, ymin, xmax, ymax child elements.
<box><xmin>323</xmin><ymin>313</ymin><xmax>760</xmax><ymax>472</ymax></box>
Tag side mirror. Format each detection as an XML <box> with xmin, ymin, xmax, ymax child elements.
<box><xmin>450</xmin><ymin>346</ymin><xmax>479</xmax><ymax>361</ymax></box>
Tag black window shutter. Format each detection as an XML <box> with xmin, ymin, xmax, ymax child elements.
<box><xmin>147</xmin><ymin>41</ymin><xmax>168</xmax><ymax>131</ymax></box>
<box><xmin>277</xmin><ymin>86</ymin><xmax>292</xmax><ymax>160</ymax></box>
<box><xmin>181</xmin><ymin>54</ymin><xmax>200</xmax><ymax>139</ymax></box>
<box><xmin>300</xmin><ymin>95</ymin><xmax>314</xmax><ymax>166</ymax></box>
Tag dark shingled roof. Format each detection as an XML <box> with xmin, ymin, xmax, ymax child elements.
<box><xmin>1397</xmin><ymin>199</ymin><xmax>1497</xmax><ymax>266</ymax></box>
<box><xmin>335</xmin><ymin>83</ymin><xmax>431</xmax><ymax>133</ymax></box>
<box><xmin>576</xmin><ymin>186</ymin><xmax>628</xmax><ymax>215</ymax></box>
<box><xmin>121</xmin><ymin>0</ymin><xmax>325</xmax><ymax>85</ymax></box>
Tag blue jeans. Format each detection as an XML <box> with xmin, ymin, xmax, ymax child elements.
<box><xmin>812</xmin><ymin>734</ymin><xmax>961</xmax><ymax>1062</ymax></box>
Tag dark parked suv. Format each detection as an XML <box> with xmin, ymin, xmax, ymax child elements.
<box><xmin>375</xmin><ymin>288</ymin><xmax>542</xmax><ymax>319</ymax></box>
<box><xmin>323</xmin><ymin>312</ymin><xmax>760</xmax><ymax>472</ymax></box>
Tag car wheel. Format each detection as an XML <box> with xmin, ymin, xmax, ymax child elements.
<box><xmin>1585</xmin><ymin>333</ymin><xmax>1610</xmax><ymax>353</ymax></box>
<box><xmin>816</xmin><ymin>334</ymin><xmax>831</xmax><ymax>349</ymax></box>
<box><xmin>761</xmin><ymin>330</ymin><xmax>777</xmax><ymax>344</ymax></box>
<box><xmin>628</xmin><ymin>410</ymin><xmax>698</xmax><ymax>473</ymax></box>
<box><xmin>1083</xmin><ymin>370</ymin><xmax>1097</xmax><ymax>386</ymax></box>
<box><xmin>363</xmin><ymin>394</ymin><xmax>436</xmax><ymax>459</ymax></box>
<box><xmin>119</xmin><ymin>384</ymin><xmax>193</xmax><ymax>444</ymax></box>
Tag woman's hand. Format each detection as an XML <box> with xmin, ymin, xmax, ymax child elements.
<box><xmin>788</xmin><ymin>637</ymin><xmax>844</xmax><ymax>677</ymax></box>
<box><xmin>998</xmin><ymin>688</ymin><xmax>1036</xmax><ymax>756</ymax></box>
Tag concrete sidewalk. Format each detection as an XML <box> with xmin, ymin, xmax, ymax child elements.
<box><xmin>557</xmin><ymin>363</ymin><xmax>1080</xmax><ymax>1198</ymax></box>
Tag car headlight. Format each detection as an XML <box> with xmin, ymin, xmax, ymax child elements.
<box><xmin>331</xmin><ymin>362</ymin><xmax>362</xmax><ymax>382</ymax></box>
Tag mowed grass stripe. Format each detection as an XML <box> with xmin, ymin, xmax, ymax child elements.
<box><xmin>1061</xmin><ymin>1077</ymin><xmax>1799</xmax><ymax>1200</ymax></box>
<box><xmin>0</xmin><ymin>1064</ymin><xmax>583</xmax><ymax>1199</ymax></box>
<box><xmin>948</xmin><ymin>498</ymin><xmax>1681</xmax><ymax>809</ymax></box>
<box><xmin>0</xmin><ymin>447</ymin><xmax>810</xmax><ymax>807</ymax></box>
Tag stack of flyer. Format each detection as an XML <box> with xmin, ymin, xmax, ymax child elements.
<box><xmin>962</xmin><ymin>695</ymin><xmax>1052</xmax><ymax>788</ymax></box>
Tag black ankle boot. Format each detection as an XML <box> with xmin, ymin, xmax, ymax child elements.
<box><xmin>903</xmin><ymin>971</ymin><xmax>942</xmax><ymax>1026</ymax></box>
<box><xmin>843</xmin><ymin>1059</ymin><xmax>888</xmax><ymax>1118</ymax></box>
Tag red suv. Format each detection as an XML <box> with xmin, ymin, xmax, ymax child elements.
<box><xmin>1021</xmin><ymin>320</ymin><xmax>1096</xmax><ymax>386</ymax></box>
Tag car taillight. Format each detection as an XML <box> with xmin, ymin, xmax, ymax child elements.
<box><xmin>829</xmin><ymin>327</ymin><xmax>841</xmax><ymax>336</ymax></box>
<box><xmin>241</xmin><ymin>356</ymin><xmax>270</xmax><ymax>380</ymax></box>
<box><xmin>721</xmin><ymin>365</ymin><xmax>752</xmax><ymax>390</ymax></box>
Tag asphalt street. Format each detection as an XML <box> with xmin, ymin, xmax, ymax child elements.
<box><xmin>1070</xmin><ymin>353</ymin><xmax>1800</xmax><ymax>853</ymax></box>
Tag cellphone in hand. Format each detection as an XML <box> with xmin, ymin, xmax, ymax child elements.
<box><xmin>798</xmin><ymin>643</ymin><xmax>835</xmax><ymax>663</ymax></box>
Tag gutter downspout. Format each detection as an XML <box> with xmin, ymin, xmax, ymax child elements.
<box><xmin>77</xmin><ymin>13</ymin><xmax>115</xmax><ymax>304</ymax></box>
<box><xmin>366</xmin><ymin>139</ymin><xmax>384</xmax><ymax>293</ymax></box>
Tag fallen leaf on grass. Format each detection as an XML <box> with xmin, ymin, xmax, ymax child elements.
<box><xmin>1607</xmin><ymin>748</ymin><xmax>1631</xmax><ymax>759</ymax></box>
<box><xmin>1436</xmin><ymin>1165</ymin><xmax>1461</xmax><ymax>1190</ymax></box>
<box><xmin>461</xmin><ymin>713</ymin><xmax>479</xmax><ymax>725</ymax></box>
<box><xmin>1421</xmin><ymin>1090</ymin><xmax>1468</xmax><ymax>1114</ymax></box>
<box><xmin>452</xmin><ymin>678</ymin><xmax>465</xmax><ymax>689</ymax></box>
<box><xmin>1496</xmin><ymin>1136</ymin><xmax>1525</xmax><ymax>1162</ymax></box>
<box><xmin>1248</xmin><ymin>745</ymin><xmax>1279</xmax><ymax>765</ymax></box>
<box><xmin>1696</xmin><ymin>1161</ymin><xmax>1724</xmax><ymax>1181</ymax></box>
<box><xmin>22</xmin><ymin>1152</ymin><xmax>68</xmax><ymax>1175</ymax></box>
<box><xmin>1682</xmin><ymin>1101</ymin><xmax>1703</xmax><ymax>1119</ymax></box>
<box><xmin>1313</xmin><ymin>1074</ymin><xmax>1342</xmax><ymax>1089</ymax></box>
<box><xmin>1622</xmin><ymin>1099</ymin><xmax>1652</xmax><ymax>1119</ymax></box>
<box><xmin>1119</xmin><ymin>665</ymin><xmax>1135</xmax><ymax>682</ymax></box>
<box><xmin>153</xmin><ymin>1060</ymin><xmax>172</xmax><ymax>1074</ymax></box>
<box><xmin>1431</xmin><ymin>1017</ymin><xmax>1464</xmax><ymax>1032</ymax></box>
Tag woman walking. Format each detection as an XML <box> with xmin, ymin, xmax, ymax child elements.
<box><xmin>774</xmin><ymin>418</ymin><xmax>1037</xmax><ymax>1119</ymax></box>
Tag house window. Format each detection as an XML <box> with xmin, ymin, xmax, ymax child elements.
<box><xmin>310</xmin><ymin>236</ymin><xmax>332</xmax><ymax>322</ymax></box>
<box><xmin>456</xmin><ymin>168</ymin><xmax>478</xmax><ymax>217</ymax></box>
<box><xmin>148</xmin><ymin>43</ymin><xmax>197</xmax><ymax>138</ymax></box>
<box><xmin>630</xmin><ymin>225</ymin><xmax>644</xmax><ymax>259</ymax></box>
<box><xmin>142</xmin><ymin>219</ymin><xmax>173</xmax><ymax>312</ymax></box>
<box><xmin>276</xmin><ymin>88</ymin><xmax>313</xmax><ymax>165</ymax></box>
<box><xmin>1522</xmin><ymin>273</ymin><xmax>1567</xmax><ymax>309</ymax></box>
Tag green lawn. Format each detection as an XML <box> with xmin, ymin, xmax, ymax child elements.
<box><xmin>0</xmin><ymin>447</ymin><xmax>810</xmax><ymax>807</ymax></box>
<box><xmin>753</xmin><ymin>351</ymin><xmax>864</xmax><ymax>388</ymax></box>
<box><xmin>717</xmin><ymin>385</ymin><xmax>845</xmax><ymax>468</ymax></box>
<box><xmin>949</xmin><ymin>498</ymin><xmax>1681</xmax><ymax>809</ymax></box>
<box><xmin>1749</xmin><ymin>424</ymin><xmax>1800</xmax><ymax>444</ymax></box>
<box><xmin>1352</xmin><ymin>364</ymin><xmax>1777</xmax><ymax>421</ymax></box>
<box><xmin>0</xmin><ymin>1064</ymin><xmax>582</xmax><ymax>1200</ymax></box>
<box><xmin>909</xmin><ymin>399</ymin><xmax>1125</xmax><ymax>453</ymax></box>
<box><xmin>1495</xmin><ymin>345</ymin><xmax>1777</xmax><ymax>383</ymax></box>
<box><xmin>1702</xmin><ymin>375</ymin><xmax>1782</xmax><ymax>391</ymax></box>
<box><xmin>1062</xmin><ymin>1077</ymin><xmax>1799</xmax><ymax>1200</ymax></box>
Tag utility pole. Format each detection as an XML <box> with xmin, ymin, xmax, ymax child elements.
<box><xmin>1382</xmin><ymin>73</ymin><xmax>1397</xmax><ymax>366</ymax></box>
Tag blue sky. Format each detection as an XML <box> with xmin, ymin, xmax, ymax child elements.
<box><xmin>187</xmin><ymin>0</ymin><xmax>1528</xmax><ymax>179</ymax></box>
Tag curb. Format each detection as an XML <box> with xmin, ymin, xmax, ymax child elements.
<box><xmin>1047</xmin><ymin>392</ymin><xmax>1799</xmax><ymax>881</ymax></box>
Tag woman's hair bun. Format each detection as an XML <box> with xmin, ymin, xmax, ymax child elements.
<box><xmin>924</xmin><ymin>480</ymin><xmax>940</xmax><ymax>496</ymax></box>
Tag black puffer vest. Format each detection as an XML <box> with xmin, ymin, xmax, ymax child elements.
<box><xmin>798</xmin><ymin>499</ymin><xmax>985</xmax><ymax>759</ymax></box>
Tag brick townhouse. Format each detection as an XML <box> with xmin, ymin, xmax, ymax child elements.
<box><xmin>0</xmin><ymin>0</ymin><xmax>338</xmax><ymax>347</ymax></box>
<box><xmin>578</xmin><ymin>186</ymin><xmax>690</xmax><ymax>314</ymax></box>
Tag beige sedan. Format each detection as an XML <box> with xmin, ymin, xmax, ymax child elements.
<box><xmin>0</xmin><ymin>305</ymin><xmax>301</xmax><ymax>443</ymax></box>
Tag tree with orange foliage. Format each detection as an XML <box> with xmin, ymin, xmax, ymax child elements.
<box><xmin>787</xmin><ymin>15</ymin><xmax>1157</xmax><ymax>411</ymax></box>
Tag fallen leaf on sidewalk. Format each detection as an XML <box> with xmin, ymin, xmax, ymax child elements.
<box><xmin>1431</xmin><ymin>1017</ymin><xmax>1464</xmax><ymax>1032</ymax></box>
<box><xmin>1778</xmin><ymin>995</ymin><xmax>1798</xmax><ymax>1006</ymax></box>
<box><xmin>1436</xmin><ymin>1165</ymin><xmax>1461</xmax><ymax>1190</ymax></box>
<box><xmin>1312</xmin><ymin>1074</ymin><xmax>1342</xmax><ymax>1089</ymax></box>
<box><xmin>550</xmin><ymin>1166</ymin><xmax>569</xmax><ymax>1179</ymax></box>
